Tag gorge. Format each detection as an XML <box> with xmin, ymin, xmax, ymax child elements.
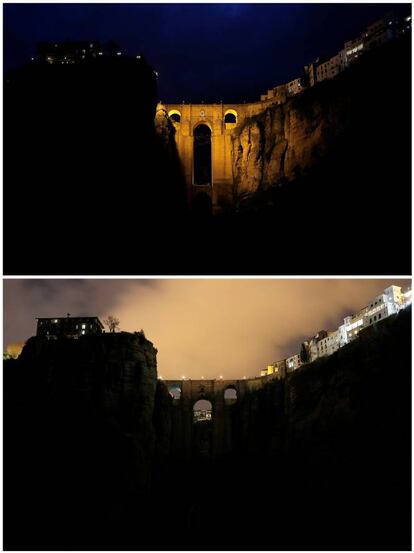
<box><xmin>4</xmin><ymin>306</ymin><xmax>411</xmax><ymax>550</ymax></box>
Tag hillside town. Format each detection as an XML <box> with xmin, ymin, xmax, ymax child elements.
<box><xmin>259</xmin><ymin>12</ymin><xmax>411</xmax><ymax>103</ymax></box>
<box><xmin>260</xmin><ymin>285</ymin><xmax>412</xmax><ymax>378</ymax></box>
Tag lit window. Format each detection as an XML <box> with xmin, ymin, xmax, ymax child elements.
<box><xmin>82</xmin><ymin>330</ymin><xmax>85</xmax><ymax>335</ymax></box>
<box><xmin>82</xmin><ymin>324</ymin><xmax>86</xmax><ymax>329</ymax></box>
<box><xmin>116</xmin><ymin>52</ymin><xmax>122</xmax><ymax>56</ymax></box>
<box><xmin>98</xmin><ymin>52</ymin><xmax>103</xmax><ymax>56</ymax></box>
<box><xmin>54</xmin><ymin>319</ymin><xmax>58</xmax><ymax>323</ymax></box>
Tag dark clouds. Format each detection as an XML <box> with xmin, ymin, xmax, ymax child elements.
<box><xmin>4</xmin><ymin>279</ymin><xmax>410</xmax><ymax>379</ymax></box>
<box><xmin>4</xmin><ymin>3</ymin><xmax>409</xmax><ymax>102</ymax></box>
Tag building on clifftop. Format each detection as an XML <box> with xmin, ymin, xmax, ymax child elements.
<box><xmin>36</xmin><ymin>315</ymin><xmax>104</xmax><ymax>339</ymax></box>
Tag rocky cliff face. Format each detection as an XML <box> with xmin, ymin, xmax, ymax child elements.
<box><xmin>4</xmin><ymin>331</ymin><xmax>172</xmax><ymax>549</ymax></box>
<box><xmin>231</xmin><ymin>37</ymin><xmax>410</xmax><ymax>201</ymax></box>
<box><xmin>232</xmin><ymin>88</ymin><xmax>350</xmax><ymax>197</ymax></box>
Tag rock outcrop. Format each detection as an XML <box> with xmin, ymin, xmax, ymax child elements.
<box><xmin>232</xmin><ymin>89</ymin><xmax>350</xmax><ymax>197</ymax></box>
<box><xmin>4</xmin><ymin>331</ymin><xmax>172</xmax><ymax>549</ymax></box>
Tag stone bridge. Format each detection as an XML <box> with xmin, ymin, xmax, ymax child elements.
<box><xmin>159</xmin><ymin>101</ymin><xmax>267</xmax><ymax>212</ymax></box>
<box><xmin>164</xmin><ymin>375</ymin><xmax>280</xmax><ymax>459</ymax></box>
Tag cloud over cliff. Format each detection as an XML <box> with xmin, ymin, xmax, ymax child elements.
<box><xmin>4</xmin><ymin>279</ymin><xmax>409</xmax><ymax>379</ymax></box>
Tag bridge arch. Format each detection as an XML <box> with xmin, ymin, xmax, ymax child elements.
<box><xmin>168</xmin><ymin>109</ymin><xmax>181</xmax><ymax>123</ymax></box>
<box><xmin>224</xmin><ymin>109</ymin><xmax>238</xmax><ymax>122</ymax></box>
<box><xmin>168</xmin><ymin>384</ymin><xmax>182</xmax><ymax>400</ymax></box>
<box><xmin>193</xmin><ymin>398</ymin><xmax>213</xmax><ymax>423</ymax></box>
<box><xmin>193</xmin><ymin>123</ymin><xmax>212</xmax><ymax>186</ymax></box>
<box><xmin>224</xmin><ymin>109</ymin><xmax>238</xmax><ymax>125</ymax></box>
<box><xmin>224</xmin><ymin>385</ymin><xmax>238</xmax><ymax>404</ymax></box>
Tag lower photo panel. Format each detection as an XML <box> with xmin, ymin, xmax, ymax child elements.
<box><xmin>3</xmin><ymin>278</ymin><xmax>412</xmax><ymax>550</ymax></box>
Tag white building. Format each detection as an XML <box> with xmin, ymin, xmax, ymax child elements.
<box><xmin>316</xmin><ymin>330</ymin><xmax>342</xmax><ymax>357</ymax></box>
<box><xmin>316</xmin><ymin>50</ymin><xmax>347</xmax><ymax>82</ymax></box>
<box><xmin>344</xmin><ymin>309</ymin><xmax>366</xmax><ymax>343</ymax></box>
<box><xmin>261</xmin><ymin>285</ymin><xmax>410</xmax><ymax>378</ymax></box>
<box><xmin>362</xmin><ymin>285</ymin><xmax>405</xmax><ymax>329</ymax></box>
<box><xmin>286</xmin><ymin>353</ymin><xmax>302</xmax><ymax>372</ymax></box>
<box><xmin>344</xmin><ymin>14</ymin><xmax>408</xmax><ymax>65</ymax></box>
<box><xmin>287</xmin><ymin>78</ymin><xmax>303</xmax><ymax>96</ymax></box>
<box><xmin>344</xmin><ymin>36</ymin><xmax>365</xmax><ymax>64</ymax></box>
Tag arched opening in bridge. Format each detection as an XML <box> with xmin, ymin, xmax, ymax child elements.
<box><xmin>193</xmin><ymin>399</ymin><xmax>212</xmax><ymax>423</ymax></box>
<box><xmin>169</xmin><ymin>385</ymin><xmax>181</xmax><ymax>401</ymax></box>
<box><xmin>193</xmin><ymin>399</ymin><xmax>213</xmax><ymax>457</ymax></box>
<box><xmin>224</xmin><ymin>386</ymin><xmax>237</xmax><ymax>404</ymax></box>
<box><xmin>168</xmin><ymin>109</ymin><xmax>181</xmax><ymax>123</ymax></box>
<box><xmin>224</xmin><ymin>109</ymin><xmax>237</xmax><ymax>124</ymax></box>
<box><xmin>193</xmin><ymin>124</ymin><xmax>212</xmax><ymax>186</ymax></box>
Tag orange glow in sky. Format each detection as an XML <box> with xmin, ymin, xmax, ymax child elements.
<box><xmin>4</xmin><ymin>279</ymin><xmax>410</xmax><ymax>379</ymax></box>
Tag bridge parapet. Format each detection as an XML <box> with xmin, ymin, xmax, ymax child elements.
<box><xmin>164</xmin><ymin>374</ymin><xmax>283</xmax><ymax>460</ymax></box>
<box><xmin>164</xmin><ymin>374</ymin><xmax>281</xmax><ymax>405</ymax></box>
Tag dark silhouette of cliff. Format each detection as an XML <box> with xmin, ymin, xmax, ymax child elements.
<box><xmin>221</xmin><ymin>306</ymin><xmax>412</xmax><ymax>550</ymax></box>
<box><xmin>4</xmin><ymin>308</ymin><xmax>411</xmax><ymax>549</ymax></box>
<box><xmin>4</xmin><ymin>55</ymin><xmax>187</xmax><ymax>275</ymax></box>
<box><xmin>4</xmin><ymin>331</ymin><xmax>172</xmax><ymax>550</ymax></box>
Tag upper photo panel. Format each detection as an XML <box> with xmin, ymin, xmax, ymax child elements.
<box><xmin>4</xmin><ymin>3</ymin><xmax>411</xmax><ymax>275</ymax></box>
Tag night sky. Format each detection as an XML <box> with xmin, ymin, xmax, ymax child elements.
<box><xmin>4</xmin><ymin>3</ymin><xmax>410</xmax><ymax>102</ymax></box>
<box><xmin>4</xmin><ymin>279</ymin><xmax>410</xmax><ymax>379</ymax></box>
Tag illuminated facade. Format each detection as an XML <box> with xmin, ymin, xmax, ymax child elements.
<box><xmin>160</xmin><ymin>101</ymin><xmax>269</xmax><ymax>211</ymax></box>
<box><xmin>315</xmin><ymin>51</ymin><xmax>346</xmax><ymax>82</ymax></box>
<box><xmin>260</xmin><ymin>285</ymin><xmax>411</xmax><ymax>377</ymax></box>
<box><xmin>286</xmin><ymin>78</ymin><xmax>303</xmax><ymax>96</ymax></box>
<box><xmin>36</xmin><ymin>316</ymin><xmax>104</xmax><ymax>339</ymax></box>
<box><xmin>285</xmin><ymin>354</ymin><xmax>302</xmax><ymax>371</ymax></box>
<box><xmin>261</xmin><ymin>14</ymin><xmax>410</xmax><ymax>102</ymax></box>
<box><xmin>156</xmin><ymin>14</ymin><xmax>410</xmax><ymax>212</ymax></box>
